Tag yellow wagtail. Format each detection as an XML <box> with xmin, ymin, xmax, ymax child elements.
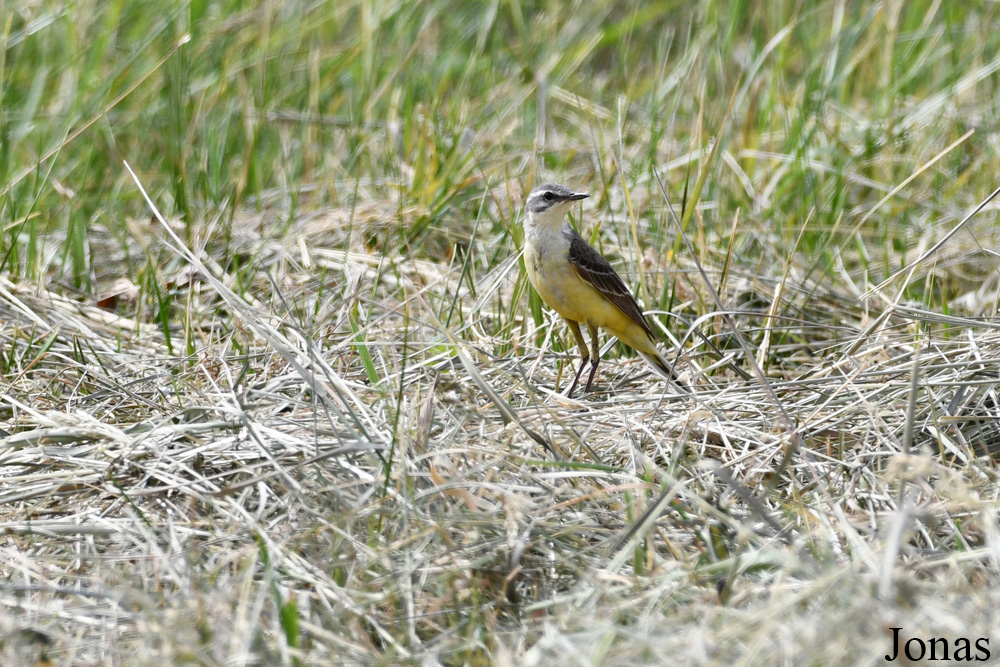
<box><xmin>522</xmin><ymin>183</ymin><xmax>686</xmax><ymax>397</ymax></box>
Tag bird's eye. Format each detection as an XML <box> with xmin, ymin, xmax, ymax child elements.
<box><xmin>542</xmin><ymin>192</ymin><xmax>554</xmax><ymax>201</ymax></box>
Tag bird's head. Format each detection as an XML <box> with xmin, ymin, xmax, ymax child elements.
<box><xmin>524</xmin><ymin>183</ymin><xmax>589</xmax><ymax>230</ymax></box>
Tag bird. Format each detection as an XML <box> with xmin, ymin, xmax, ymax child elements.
<box><xmin>521</xmin><ymin>183</ymin><xmax>687</xmax><ymax>398</ymax></box>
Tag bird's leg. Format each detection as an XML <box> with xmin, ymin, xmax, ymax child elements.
<box><xmin>565</xmin><ymin>319</ymin><xmax>590</xmax><ymax>398</ymax></box>
<box><xmin>583</xmin><ymin>323</ymin><xmax>601</xmax><ymax>392</ymax></box>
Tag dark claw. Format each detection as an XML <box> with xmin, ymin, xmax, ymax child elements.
<box><xmin>566</xmin><ymin>356</ymin><xmax>590</xmax><ymax>398</ymax></box>
<box><xmin>583</xmin><ymin>358</ymin><xmax>600</xmax><ymax>393</ymax></box>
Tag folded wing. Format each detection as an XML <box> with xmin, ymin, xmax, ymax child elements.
<box><xmin>567</xmin><ymin>231</ymin><xmax>656</xmax><ymax>340</ymax></box>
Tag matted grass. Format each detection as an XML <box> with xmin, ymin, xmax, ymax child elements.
<box><xmin>3</xmin><ymin>1</ymin><xmax>1000</xmax><ymax>664</ymax></box>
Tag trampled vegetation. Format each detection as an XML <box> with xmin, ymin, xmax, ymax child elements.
<box><xmin>3</xmin><ymin>1</ymin><xmax>1000</xmax><ymax>664</ymax></box>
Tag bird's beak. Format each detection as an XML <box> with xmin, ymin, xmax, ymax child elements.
<box><xmin>567</xmin><ymin>192</ymin><xmax>589</xmax><ymax>201</ymax></box>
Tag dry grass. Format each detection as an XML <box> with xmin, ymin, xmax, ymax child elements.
<box><xmin>5</xmin><ymin>179</ymin><xmax>1000</xmax><ymax>663</ymax></box>
<box><xmin>5</xmin><ymin>1</ymin><xmax>1000</xmax><ymax>665</ymax></box>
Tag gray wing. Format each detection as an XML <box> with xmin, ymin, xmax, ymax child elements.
<box><xmin>567</xmin><ymin>231</ymin><xmax>656</xmax><ymax>339</ymax></box>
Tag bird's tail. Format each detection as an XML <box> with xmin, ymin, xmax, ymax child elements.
<box><xmin>637</xmin><ymin>347</ymin><xmax>690</xmax><ymax>393</ymax></box>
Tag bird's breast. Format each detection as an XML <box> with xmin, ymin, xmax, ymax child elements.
<box><xmin>525</xmin><ymin>235</ymin><xmax>594</xmax><ymax>324</ymax></box>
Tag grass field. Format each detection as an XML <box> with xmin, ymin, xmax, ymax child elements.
<box><xmin>4</xmin><ymin>0</ymin><xmax>1000</xmax><ymax>664</ymax></box>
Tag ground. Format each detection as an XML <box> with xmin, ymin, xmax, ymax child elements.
<box><xmin>2</xmin><ymin>1</ymin><xmax>1000</xmax><ymax>665</ymax></box>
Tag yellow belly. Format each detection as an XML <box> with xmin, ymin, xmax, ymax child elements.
<box><xmin>524</xmin><ymin>239</ymin><xmax>635</xmax><ymax>336</ymax></box>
